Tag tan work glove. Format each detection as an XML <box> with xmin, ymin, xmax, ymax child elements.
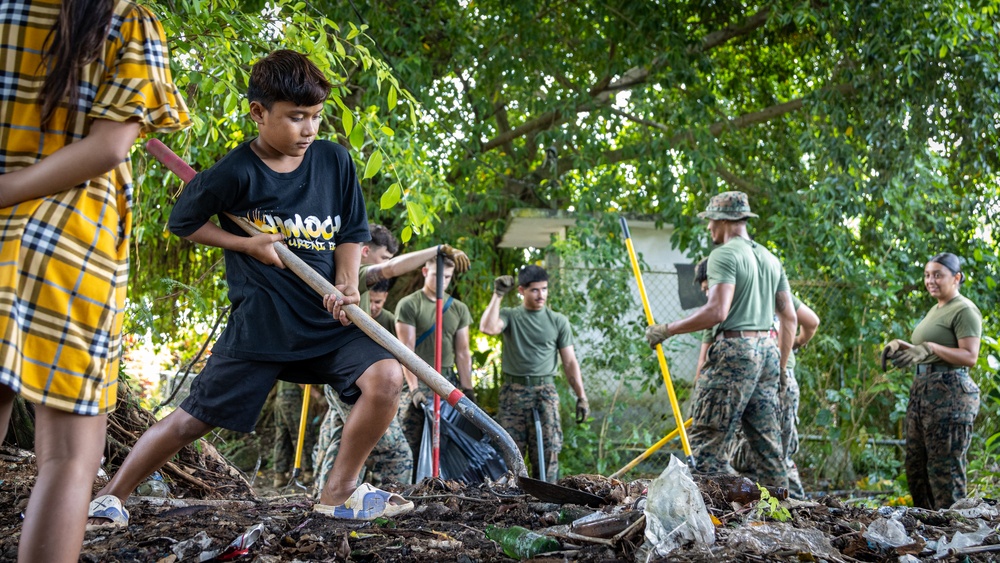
<box><xmin>493</xmin><ymin>275</ymin><xmax>515</xmax><ymax>296</ymax></box>
<box><xmin>438</xmin><ymin>244</ymin><xmax>471</xmax><ymax>273</ymax></box>
<box><xmin>575</xmin><ymin>398</ymin><xmax>589</xmax><ymax>424</ymax></box>
<box><xmin>410</xmin><ymin>390</ymin><xmax>427</xmax><ymax>409</ymax></box>
<box><xmin>645</xmin><ymin>323</ymin><xmax>672</xmax><ymax>349</ymax></box>
<box><xmin>880</xmin><ymin>339</ymin><xmax>910</xmax><ymax>371</ymax></box>
<box><xmin>461</xmin><ymin>387</ymin><xmax>478</xmax><ymax>405</ymax></box>
<box><xmin>892</xmin><ymin>343</ymin><xmax>934</xmax><ymax>369</ymax></box>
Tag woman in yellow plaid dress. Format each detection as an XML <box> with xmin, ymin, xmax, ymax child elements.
<box><xmin>0</xmin><ymin>1</ymin><xmax>188</xmax><ymax>560</ymax></box>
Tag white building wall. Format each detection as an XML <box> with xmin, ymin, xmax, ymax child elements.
<box><xmin>573</xmin><ymin>222</ymin><xmax>702</xmax><ymax>400</ymax></box>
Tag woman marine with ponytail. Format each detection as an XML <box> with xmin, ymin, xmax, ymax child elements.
<box><xmin>882</xmin><ymin>253</ymin><xmax>983</xmax><ymax>510</ymax></box>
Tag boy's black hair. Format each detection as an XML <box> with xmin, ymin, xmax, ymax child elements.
<box><xmin>246</xmin><ymin>50</ymin><xmax>332</xmax><ymax>109</ymax></box>
<box><xmin>370</xmin><ymin>279</ymin><xmax>391</xmax><ymax>293</ymax></box>
<box><xmin>366</xmin><ymin>224</ymin><xmax>399</xmax><ymax>255</ymax></box>
<box><xmin>518</xmin><ymin>265</ymin><xmax>548</xmax><ymax>287</ymax></box>
<box><xmin>694</xmin><ymin>258</ymin><xmax>709</xmax><ymax>286</ymax></box>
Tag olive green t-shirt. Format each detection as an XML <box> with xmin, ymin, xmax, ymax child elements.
<box><xmin>357</xmin><ymin>264</ymin><xmax>374</xmax><ymax>310</ymax></box>
<box><xmin>707</xmin><ymin>238</ymin><xmax>790</xmax><ymax>333</ymax></box>
<box><xmin>395</xmin><ymin>290</ymin><xmax>472</xmax><ymax>368</ymax></box>
<box><xmin>700</xmin><ymin>329</ymin><xmax>715</xmax><ymax>344</ymax></box>
<box><xmin>911</xmin><ymin>294</ymin><xmax>982</xmax><ymax>366</ymax></box>
<box><xmin>498</xmin><ymin>306</ymin><xmax>573</xmax><ymax>377</ymax></box>
<box><xmin>374</xmin><ymin>309</ymin><xmax>397</xmax><ymax>337</ymax></box>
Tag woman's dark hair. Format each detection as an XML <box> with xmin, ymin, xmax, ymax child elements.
<box><xmin>246</xmin><ymin>50</ymin><xmax>332</xmax><ymax>109</ymax></box>
<box><xmin>39</xmin><ymin>0</ymin><xmax>116</xmax><ymax>128</ymax></box>
<box><xmin>366</xmin><ymin>224</ymin><xmax>399</xmax><ymax>255</ymax></box>
<box><xmin>518</xmin><ymin>265</ymin><xmax>548</xmax><ymax>287</ymax></box>
<box><xmin>930</xmin><ymin>252</ymin><xmax>964</xmax><ymax>283</ymax></box>
<box><xmin>693</xmin><ymin>258</ymin><xmax>709</xmax><ymax>286</ymax></box>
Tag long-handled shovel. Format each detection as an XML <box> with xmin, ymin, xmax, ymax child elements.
<box><xmin>619</xmin><ymin>217</ymin><xmax>696</xmax><ymax>468</ymax></box>
<box><xmin>146</xmin><ymin>139</ymin><xmax>601</xmax><ymax>506</ymax></box>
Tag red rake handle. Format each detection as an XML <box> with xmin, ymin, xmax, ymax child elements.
<box><xmin>147</xmin><ymin>138</ymin><xmax>196</xmax><ymax>183</ymax></box>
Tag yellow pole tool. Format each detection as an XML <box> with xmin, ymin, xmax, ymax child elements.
<box><xmin>619</xmin><ymin>216</ymin><xmax>695</xmax><ymax>468</ymax></box>
<box><xmin>610</xmin><ymin>418</ymin><xmax>692</xmax><ymax>479</ymax></box>
<box><xmin>289</xmin><ymin>384</ymin><xmax>311</xmax><ymax>490</ymax></box>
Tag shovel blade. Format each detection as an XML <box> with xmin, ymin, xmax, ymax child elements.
<box><xmin>518</xmin><ymin>475</ymin><xmax>604</xmax><ymax>507</ymax></box>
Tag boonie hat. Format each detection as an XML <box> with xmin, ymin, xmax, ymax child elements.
<box><xmin>697</xmin><ymin>191</ymin><xmax>759</xmax><ymax>221</ymax></box>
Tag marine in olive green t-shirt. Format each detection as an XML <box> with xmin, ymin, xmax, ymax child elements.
<box><xmin>395</xmin><ymin>290</ymin><xmax>472</xmax><ymax>381</ymax></box>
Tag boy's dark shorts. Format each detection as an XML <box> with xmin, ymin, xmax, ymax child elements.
<box><xmin>180</xmin><ymin>335</ymin><xmax>396</xmax><ymax>433</ymax></box>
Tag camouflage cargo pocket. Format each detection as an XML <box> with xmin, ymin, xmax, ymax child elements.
<box><xmin>691</xmin><ymin>386</ymin><xmax>734</xmax><ymax>432</ymax></box>
<box><xmin>956</xmin><ymin>374</ymin><xmax>981</xmax><ymax>424</ymax></box>
<box><xmin>929</xmin><ymin>373</ymin><xmax>980</xmax><ymax>425</ymax></box>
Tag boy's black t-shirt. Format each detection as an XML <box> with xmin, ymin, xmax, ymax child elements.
<box><xmin>169</xmin><ymin>139</ymin><xmax>371</xmax><ymax>361</ymax></box>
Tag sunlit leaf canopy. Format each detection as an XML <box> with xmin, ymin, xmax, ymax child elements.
<box><xmin>134</xmin><ymin>0</ymin><xmax>999</xmax><ymax>348</ymax></box>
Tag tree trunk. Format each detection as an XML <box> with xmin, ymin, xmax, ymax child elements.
<box><xmin>3</xmin><ymin>396</ymin><xmax>34</xmax><ymax>449</ymax></box>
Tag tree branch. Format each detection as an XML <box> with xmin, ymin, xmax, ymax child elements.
<box><xmin>607</xmin><ymin>107</ymin><xmax>670</xmax><ymax>133</ymax></box>
<box><xmin>535</xmin><ymin>82</ymin><xmax>858</xmax><ymax>182</ymax></box>
<box><xmin>480</xmin><ymin>7</ymin><xmax>772</xmax><ymax>153</ymax></box>
<box><xmin>493</xmin><ymin>102</ymin><xmax>518</xmax><ymax>158</ymax></box>
<box><xmin>699</xmin><ymin>8</ymin><xmax>771</xmax><ymax>52</ymax></box>
<box><xmin>715</xmin><ymin>166</ymin><xmax>761</xmax><ymax>194</ymax></box>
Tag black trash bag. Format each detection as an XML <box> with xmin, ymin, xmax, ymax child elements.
<box><xmin>415</xmin><ymin>401</ymin><xmax>507</xmax><ymax>484</ymax></box>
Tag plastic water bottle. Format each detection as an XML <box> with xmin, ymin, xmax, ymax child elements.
<box><xmin>485</xmin><ymin>525</ymin><xmax>560</xmax><ymax>558</ymax></box>
<box><xmin>135</xmin><ymin>471</ymin><xmax>170</xmax><ymax>497</ymax></box>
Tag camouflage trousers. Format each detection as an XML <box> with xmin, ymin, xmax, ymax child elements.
<box><xmin>689</xmin><ymin>337</ymin><xmax>787</xmax><ymax>489</ymax></box>
<box><xmin>731</xmin><ymin>369</ymin><xmax>804</xmax><ymax>498</ymax></box>
<box><xmin>273</xmin><ymin>381</ymin><xmax>317</xmax><ymax>474</ymax></box>
<box><xmin>312</xmin><ymin>384</ymin><xmax>412</xmax><ymax>495</ymax></box>
<box><xmin>400</xmin><ymin>368</ymin><xmax>459</xmax><ymax>466</ymax></box>
<box><xmin>498</xmin><ymin>381</ymin><xmax>562</xmax><ymax>483</ymax></box>
<box><xmin>905</xmin><ymin>369</ymin><xmax>980</xmax><ymax>510</ymax></box>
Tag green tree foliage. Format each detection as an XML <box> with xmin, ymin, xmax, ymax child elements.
<box><xmin>302</xmin><ymin>0</ymin><xmax>1000</xmax><ymax>482</ymax></box>
<box><xmin>130</xmin><ymin>0</ymin><xmax>423</xmax><ymax>341</ymax></box>
<box><xmin>134</xmin><ymin>1</ymin><xmax>1000</xmax><ymax>485</ymax></box>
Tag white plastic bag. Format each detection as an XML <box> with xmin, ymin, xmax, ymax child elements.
<box><xmin>864</xmin><ymin>516</ymin><xmax>913</xmax><ymax>549</ymax></box>
<box><xmin>933</xmin><ymin>519</ymin><xmax>994</xmax><ymax>559</ymax></box>
<box><xmin>642</xmin><ymin>455</ymin><xmax>716</xmax><ymax>557</ymax></box>
<box><xmin>728</xmin><ymin>522</ymin><xmax>838</xmax><ymax>560</ymax></box>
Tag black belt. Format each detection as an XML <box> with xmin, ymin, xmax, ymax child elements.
<box><xmin>916</xmin><ymin>364</ymin><xmax>966</xmax><ymax>375</ymax></box>
<box><xmin>715</xmin><ymin>330</ymin><xmax>773</xmax><ymax>341</ymax></box>
<box><xmin>505</xmin><ymin>374</ymin><xmax>555</xmax><ymax>385</ymax></box>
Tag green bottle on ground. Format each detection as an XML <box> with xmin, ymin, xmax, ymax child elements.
<box><xmin>485</xmin><ymin>525</ymin><xmax>560</xmax><ymax>559</ymax></box>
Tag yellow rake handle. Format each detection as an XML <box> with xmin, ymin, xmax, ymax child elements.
<box><xmin>292</xmin><ymin>384</ymin><xmax>311</xmax><ymax>478</ymax></box>
<box><xmin>610</xmin><ymin>418</ymin><xmax>692</xmax><ymax>479</ymax></box>
<box><xmin>620</xmin><ymin>217</ymin><xmax>694</xmax><ymax>463</ymax></box>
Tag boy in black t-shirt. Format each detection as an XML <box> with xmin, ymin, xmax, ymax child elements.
<box><xmin>88</xmin><ymin>50</ymin><xmax>412</xmax><ymax>523</ymax></box>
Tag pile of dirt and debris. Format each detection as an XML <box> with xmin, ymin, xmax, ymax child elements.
<box><xmin>2</xmin><ymin>444</ymin><xmax>1000</xmax><ymax>562</ymax></box>
<box><xmin>3</xmin><ymin>387</ymin><xmax>1000</xmax><ymax>561</ymax></box>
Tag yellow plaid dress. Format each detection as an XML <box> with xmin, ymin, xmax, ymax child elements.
<box><xmin>0</xmin><ymin>1</ymin><xmax>190</xmax><ymax>414</ymax></box>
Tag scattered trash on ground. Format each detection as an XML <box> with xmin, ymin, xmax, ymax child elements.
<box><xmin>3</xmin><ymin>445</ymin><xmax>1000</xmax><ymax>561</ymax></box>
